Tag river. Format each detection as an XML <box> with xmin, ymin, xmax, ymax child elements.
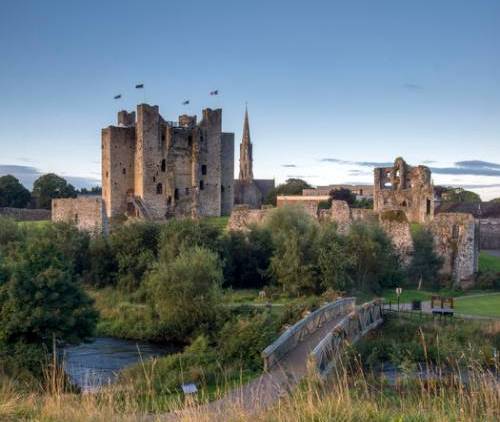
<box><xmin>63</xmin><ymin>337</ymin><xmax>176</xmax><ymax>392</ymax></box>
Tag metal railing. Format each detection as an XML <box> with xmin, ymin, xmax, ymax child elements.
<box><xmin>261</xmin><ymin>297</ymin><xmax>355</xmax><ymax>371</ymax></box>
<box><xmin>309</xmin><ymin>299</ymin><xmax>383</xmax><ymax>378</ymax></box>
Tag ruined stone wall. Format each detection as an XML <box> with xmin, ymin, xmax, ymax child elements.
<box><xmin>379</xmin><ymin>210</ymin><xmax>414</xmax><ymax>264</ymax></box>
<box><xmin>101</xmin><ymin>126</ymin><xmax>135</xmax><ymax>218</ymax></box>
<box><xmin>374</xmin><ymin>157</ymin><xmax>434</xmax><ymax>224</ymax></box>
<box><xmin>430</xmin><ymin>213</ymin><xmax>478</xmax><ymax>288</ymax></box>
<box><xmin>329</xmin><ymin>200</ymin><xmax>352</xmax><ymax>234</ymax></box>
<box><xmin>228</xmin><ymin>205</ymin><xmax>270</xmax><ymax>231</ymax></box>
<box><xmin>276</xmin><ymin>195</ymin><xmax>329</xmax><ymax>217</ymax></box>
<box><xmin>479</xmin><ymin>218</ymin><xmax>500</xmax><ymax>249</ymax></box>
<box><xmin>221</xmin><ymin>132</ymin><xmax>234</xmax><ymax>216</ymax></box>
<box><xmin>0</xmin><ymin>207</ymin><xmax>51</xmax><ymax>221</ymax></box>
<box><xmin>52</xmin><ymin>197</ymin><xmax>106</xmax><ymax>234</ymax></box>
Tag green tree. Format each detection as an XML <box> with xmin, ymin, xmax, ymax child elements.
<box><xmin>109</xmin><ymin>221</ymin><xmax>160</xmax><ymax>291</ymax></box>
<box><xmin>32</xmin><ymin>173</ymin><xmax>77</xmax><ymax>209</ymax></box>
<box><xmin>317</xmin><ymin>223</ymin><xmax>353</xmax><ymax>292</ymax></box>
<box><xmin>407</xmin><ymin>228</ymin><xmax>443</xmax><ymax>289</ymax></box>
<box><xmin>158</xmin><ymin>218</ymin><xmax>222</xmax><ymax>263</ymax></box>
<box><xmin>147</xmin><ymin>247</ymin><xmax>222</xmax><ymax>341</ymax></box>
<box><xmin>222</xmin><ymin>226</ymin><xmax>273</xmax><ymax>289</ymax></box>
<box><xmin>265</xmin><ymin>206</ymin><xmax>319</xmax><ymax>295</ymax></box>
<box><xmin>0</xmin><ymin>175</ymin><xmax>31</xmax><ymax>208</ymax></box>
<box><xmin>330</xmin><ymin>188</ymin><xmax>356</xmax><ymax>205</ymax></box>
<box><xmin>0</xmin><ymin>233</ymin><xmax>97</xmax><ymax>346</ymax></box>
<box><xmin>264</xmin><ymin>178</ymin><xmax>312</xmax><ymax>206</ymax></box>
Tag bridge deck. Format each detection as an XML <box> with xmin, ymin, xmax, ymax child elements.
<box><xmin>163</xmin><ymin>312</ymin><xmax>347</xmax><ymax>420</ymax></box>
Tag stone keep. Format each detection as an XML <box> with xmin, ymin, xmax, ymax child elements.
<box><xmin>102</xmin><ymin>104</ymin><xmax>234</xmax><ymax>220</ymax></box>
<box><xmin>374</xmin><ymin>157</ymin><xmax>434</xmax><ymax>224</ymax></box>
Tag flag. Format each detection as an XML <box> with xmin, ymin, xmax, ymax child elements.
<box><xmin>135</xmin><ymin>83</ymin><xmax>144</xmax><ymax>89</ymax></box>
<box><xmin>210</xmin><ymin>90</ymin><xmax>218</xmax><ymax>96</ymax></box>
<box><xmin>182</xmin><ymin>100</ymin><xmax>190</xmax><ymax>105</ymax></box>
<box><xmin>114</xmin><ymin>94</ymin><xmax>122</xmax><ymax>99</ymax></box>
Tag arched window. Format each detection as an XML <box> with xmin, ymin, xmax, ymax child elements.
<box><xmin>156</xmin><ymin>183</ymin><xmax>163</xmax><ymax>195</ymax></box>
<box><xmin>161</xmin><ymin>159</ymin><xmax>166</xmax><ymax>172</ymax></box>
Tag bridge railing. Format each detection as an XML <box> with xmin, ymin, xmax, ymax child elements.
<box><xmin>262</xmin><ymin>297</ymin><xmax>355</xmax><ymax>371</ymax></box>
<box><xmin>309</xmin><ymin>299</ymin><xmax>383</xmax><ymax>378</ymax></box>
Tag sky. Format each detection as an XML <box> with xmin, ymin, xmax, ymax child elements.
<box><xmin>0</xmin><ymin>0</ymin><xmax>499</xmax><ymax>199</ymax></box>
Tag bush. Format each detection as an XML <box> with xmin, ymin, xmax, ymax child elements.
<box><xmin>407</xmin><ymin>228</ymin><xmax>443</xmax><ymax>289</ymax></box>
<box><xmin>147</xmin><ymin>247</ymin><xmax>223</xmax><ymax>342</ymax></box>
<box><xmin>109</xmin><ymin>221</ymin><xmax>160</xmax><ymax>291</ymax></box>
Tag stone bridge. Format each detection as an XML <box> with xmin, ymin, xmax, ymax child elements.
<box><xmin>166</xmin><ymin>298</ymin><xmax>383</xmax><ymax>420</ymax></box>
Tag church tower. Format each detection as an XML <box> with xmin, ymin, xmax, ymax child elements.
<box><xmin>239</xmin><ymin>107</ymin><xmax>253</xmax><ymax>182</ymax></box>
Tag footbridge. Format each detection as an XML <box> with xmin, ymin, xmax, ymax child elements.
<box><xmin>166</xmin><ymin>297</ymin><xmax>383</xmax><ymax>420</ymax></box>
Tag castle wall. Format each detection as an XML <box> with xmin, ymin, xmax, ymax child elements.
<box><xmin>198</xmin><ymin>109</ymin><xmax>222</xmax><ymax>217</ymax></box>
<box><xmin>276</xmin><ymin>195</ymin><xmax>329</xmax><ymax>217</ymax></box>
<box><xmin>379</xmin><ymin>210</ymin><xmax>414</xmax><ymax>264</ymax></box>
<box><xmin>430</xmin><ymin>213</ymin><xmax>478</xmax><ymax>288</ymax></box>
<box><xmin>0</xmin><ymin>207</ymin><xmax>51</xmax><ymax>221</ymax></box>
<box><xmin>221</xmin><ymin>132</ymin><xmax>235</xmax><ymax>216</ymax></box>
<box><xmin>52</xmin><ymin>197</ymin><xmax>106</xmax><ymax>234</ymax></box>
<box><xmin>101</xmin><ymin>126</ymin><xmax>135</xmax><ymax>218</ymax></box>
<box><xmin>228</xmin><ymin>205</ymin><xmax>270</xmax><ymax>231</ymax></box>
<box><xmin>374</xmin><ymin>158</ymin><xmax>434</xmax><ymax>224</ymax></box>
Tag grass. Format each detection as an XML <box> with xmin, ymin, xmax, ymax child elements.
<box><xmin>16</xmin><ymin>220</ymin><xmax>50</xmax><ymax>229</ymax></box>
<box><xmin>455</xmin><ymin>292</ymin><xmax>500</xmax><ymax>318</ymax></box>
<box><xmin>479</xmin><ymin>251</ymin><xmax>500</xmax><ymax>272</ymax></box>
<box><xmin>202</xmin><ymin>216</ymin><xmax>229</xmax><ymax>231</ymax></box>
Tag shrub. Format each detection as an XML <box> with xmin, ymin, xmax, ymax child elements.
<box><xmin>147</xmin><ymin>247</ymin><xmax>223</xmax><ymax>342</ymax></box>
<box><xmin>407</xmin><ymin>228</ymin><xmax>443</xmax><ymax>289</ymax></box>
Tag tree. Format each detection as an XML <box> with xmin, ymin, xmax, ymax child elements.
<box><xmin>0</xmin><ymin>175</ymin><xmax>31</xmax><ymax>208</ymax></box>
<box><xmin>407</xmin><ymin>228</ymin><xmax>443</xmax><ymax>289</ymax></box>
<box><xmin>264</xmin><ymin>178</ymin><xmax>312</xmax><ymax>206</ymax></box>
<box><xmin>158</xmin><ymin>218</ymin><xmax>222</xmax><ymax>263</ymax></box>
<box><xmin>317</xmin><ymin>223</ymin><xmax>353</xmax><ymax>292</ymax></box>
<box><xmin>440</xmin><ymin>187</ymin><xmax>481</xmax><ymax>203</ymax></box>
<box><xmin>265</xmin><ymin>206</ymin><xmax>319</xmax><ymax>295</ymax></box>
<box><xmin>109</xmin><ymin>221</ymin><xmax>160</xmax><ymax>291</ymax></box>
<box><xmin>32</xmin><ymin>173</ymin><xmax>77</xmax><ymax>209</ymax></box>
<box><xmin>147</xmin><ymin>247</ymin><xmax>222</xmax><ymax>341</ymax></box>
<box><xmin>222</xmin><ymin>227</ymin><xmax>273</xmax><ymax>289</ymax></box>
<box><xmin>0</xmin><ymin>232</ymin><xmax>97</xmax><ymax>346</ymax></box>
<box><xmin>330</xmin><ymin>188</ymin><xmax>356</xmax><ymax>205</ymax></box>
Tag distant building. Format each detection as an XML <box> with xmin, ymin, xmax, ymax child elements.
<box><xmin>233</xmin><ymin>107</ymin><xmax>274</xmax><ymax>208</ymax></box>
<box><xmin>303</xmin><ymin>184</ymin><xmax>373</xmax><ymax>199</ymax></box>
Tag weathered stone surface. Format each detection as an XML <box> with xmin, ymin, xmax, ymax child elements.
<box><xmin>0</xmin><ymin>207</ymin><xmax>51</xmax><ymax>221</ymax></box>
<box><xmin>374</xmin><ymin>157</ymin><xmax>434</xmax><ymax>224</ymax></box>
<box><xmin>430</xmin><ymin>213</ymin><xmax>478</xmax><ymax>288</ymax></box>
<box><xmin>102</xmin><ymin>104</ymin><xmax>234</xmax><ymax>220</ymax></box>
<box><xmin>52</xmin><ymin>196</ymin><xmax>107</xmax><ymax>234</ymax></box>
<box><xmin>276</xmin><ymin>195</ymin><xmax>328</xmax><ymax>218</ymax></box>
<box><xmin>379</xmin><ymin>210</ymin><xmax>413</xmax><ymax>264</ymax></box>
<box><xmin>228</xmin><ymin>205</ymin><xmax>270</xmax><ymax>231</ymax></box>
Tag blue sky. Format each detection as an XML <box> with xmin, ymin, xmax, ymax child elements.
<box><xmin>1</xmin><ymin>0</ymin><xmax>499</xmax><ymax>198</ymax></box>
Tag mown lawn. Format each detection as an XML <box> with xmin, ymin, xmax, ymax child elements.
<box><xmin>455</xmin><ymin>293</ymin><xmax>500</xmax><ymax>318</ymax></box>
<box><xmin>479</xmin><ymin>251</ymin><xmax>500</xmax><ymax>272</ymax></box>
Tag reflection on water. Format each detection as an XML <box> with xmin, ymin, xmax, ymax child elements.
<box><xmin>63</xmin><ymin>337</ymin><xmax>175</xmax><ymax>392</ymax></box>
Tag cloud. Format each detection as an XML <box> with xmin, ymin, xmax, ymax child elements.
<box><xmin>319</xmin><ymin>158</ymin><xmax>392</xmax><ymax>167</ymax></box>
<box><xmin>0</xmin><ymin>164</ymin><xmax>100</xmax><ymax>189</ymax></box>
<box><xmin>286</xmin><ymin>174</ymin><xmax>319</xmax><ymax>179</ymax></box>
<box><xmin>403</xmin><ymin>83</ymin><xmax>424</xmax><ymax>91</ymax></box>
<box><xmin>430</xmin><ymin>167</ymin><xmax>500</xmax><ymax>177</ymax></box>
<box><xmin>454</xmin><ymin>160</ymin><xmax>500</xmax><ymax>170</ymax></box>
<box><xmin>348</xmin><ymin>169</ymin><xmax>370</xmax><ymax>176</ymax></box>
<box><xmin>281</xmin><ymin>164</ymin><xmax>297</xmax><ymax>168</ymax></box>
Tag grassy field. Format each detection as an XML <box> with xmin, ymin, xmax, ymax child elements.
<box><xmin>455</xmin><ymin>292</ymin><xmax>500</xmax><ymax>318</ymax></box>
<box><xmin>202</xmin><ymin>216</ymin><xmax>229</xmax><ymax>231</ymax></box>
<box><xmin>479</xmin><ymin>251</ymin><xmax>500</xmax><ymax>272</ymax></box>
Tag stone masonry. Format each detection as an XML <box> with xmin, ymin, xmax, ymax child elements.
<box><xmin>374</xmin><ymin>157</ymin><xmax>434</xmax><ymax>224</ymax></box>
<box><xmin>101</xmin><ymin>104</ymin><xmax>234</xmax><ymax>220</ymax></box>
<box><xmin>52</xmin><ymin>196</ymin><xmax>107</xmax><ymax>234</ymax></box>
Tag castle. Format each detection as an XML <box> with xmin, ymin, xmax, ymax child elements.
<box><xmin>52</xmin><ymin>103</ymin><xmax>273</xmax><ymax>230</ymax></box>
<box><xmin>102</xmin><ymin>104</ymin><xmax>234</xmax><ymax>220</ymax></box>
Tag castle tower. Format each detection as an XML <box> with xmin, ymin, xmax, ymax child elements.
<box><xmin>238</xmin><ymin>106</ymin><xmax>253</xmax><ymax>182</ymax></box>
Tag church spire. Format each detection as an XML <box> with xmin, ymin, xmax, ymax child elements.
<box><xmin>239</xmin><ymin>105</ymin><xmax>253</xmax><ymax>182</ymax></box>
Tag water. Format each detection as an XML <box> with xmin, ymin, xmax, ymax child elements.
<box><xmin>63</xmin><ymin>337</ymin><xmax>175</xmax><ymax>392</ymax></box>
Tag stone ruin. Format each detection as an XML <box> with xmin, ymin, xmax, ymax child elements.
<box><xmin>229</xmin><ymin>157</ymin><xmax>479</xmax><ymax>287</ymax></box>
